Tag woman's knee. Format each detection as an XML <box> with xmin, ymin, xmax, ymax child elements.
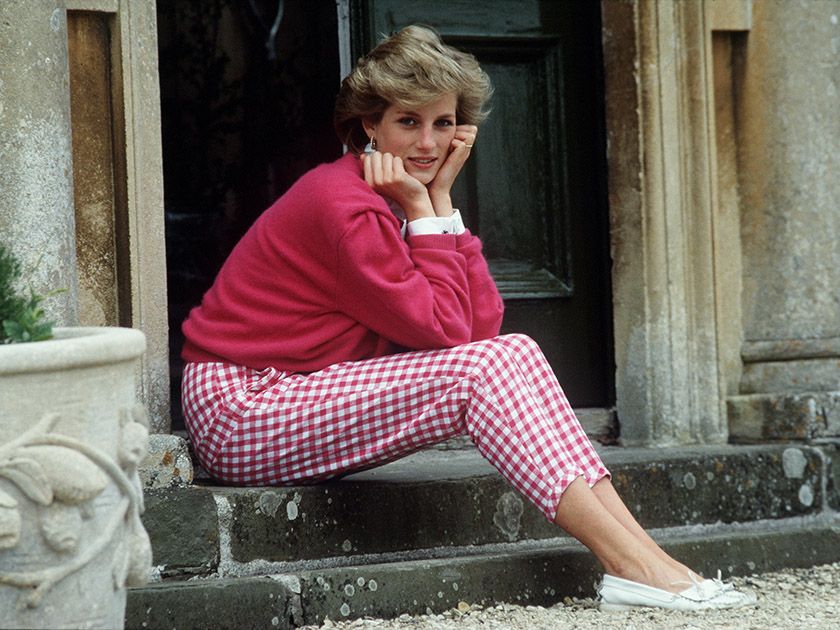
<box><xmin>459</xmin><ymin>334</ymin><xmax>544</xmax><ymax>384</ymax></box>
<box><xmin>485</xmin><ymin>333</ymin><xmax>544</xmax><ymax>365</ymax></box>
<box><xmin>497</xmin><ymin>333</ymin><xmax>541</xmax><ymax>352</ymax></box>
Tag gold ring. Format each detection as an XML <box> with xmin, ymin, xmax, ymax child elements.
<box><xmin>465</xmin><ymin>144</ymin><xmax>474</xmax><ymax>148</ymax></box>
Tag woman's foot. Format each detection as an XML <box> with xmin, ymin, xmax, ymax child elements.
<box><xmin>597</xmin><ymin>572</ymin><xmax>757</xmax><ymax>611</ymax></box>
<box><xmin>609</xmin><ymin>553</ymin><xmax>701</xmax><ymax>595</ymax></box>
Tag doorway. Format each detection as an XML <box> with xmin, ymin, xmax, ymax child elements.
<box><xmin>158</xmin><ymin>0</ymin><xmax>614</xmax><ymax>436</ymax></box>
<box><xmin>157</xmin><ymin>0</ymin><xmax>343</xmax><ymax>427</ymax></box>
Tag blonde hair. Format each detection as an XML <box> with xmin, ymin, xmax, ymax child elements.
<box><xmin>334</xmin><ymin>25</ymin><xmax>493</xmax><ymax>154</ymax></box>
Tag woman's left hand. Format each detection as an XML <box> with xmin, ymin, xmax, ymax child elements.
<box><xmin>428</xmin><ymin>125</ymin><xmax>477</xmax><ymax>217</ymax></box>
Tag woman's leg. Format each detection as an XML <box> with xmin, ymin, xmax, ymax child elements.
<box><xmin>183</xmin><ymin>335</ymin><xmax>692</xmax><ymax>594</ymax></box>
<box><xmin>590</xmin><ymin>478</ymin><xmax>696</xmax><ymax>577</ymax></box>
<box><xmin>183</xmin><ymin>334</ymin><xmax>606</xmax><ymax>506</ymax></box>
<box><xmin>555</xmin><ymin>477</ymin><xmax>694</xmax><ymax>592</ymax></box>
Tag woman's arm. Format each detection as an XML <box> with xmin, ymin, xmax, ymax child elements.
<box><xmin>352</xmin><ymin>124</ymin><xmax>502</xmax><ymax>345</ymax></box>
<box><xmin>427</xmin><ymin>124</ymin><xmax>504</xmax><ymax>340</ymax></box>
<box><xmin>335</xmin><ymin>211</ymin><xmax>474</xmax><ymax>350</ymax></box>
<box><xmin>428</xmin><ymin>125</ymin><xmax>477</xmax><ymax>217</ymax></box>
<box><xmin>456</xmin><ymin>229</ymin><xmax>505</xmax><ymax>341</ymax></box>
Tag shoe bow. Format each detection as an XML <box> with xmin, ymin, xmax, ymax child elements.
<box><xmin>673</xmin><ymin>570</ymin><xmax>733</xmax><ymax>601</ymax></box>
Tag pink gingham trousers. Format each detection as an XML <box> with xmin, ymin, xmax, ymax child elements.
<box><xmin>181</xmin><ymin>333</ymin><xmax>609</xmax><ymax>521</ymax></box>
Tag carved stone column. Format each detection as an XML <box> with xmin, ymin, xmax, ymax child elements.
<box><xmin>727</xmin><ymin>1</ymin><xmax>840</xmax><ymax>441</ymax></box>
<box><xmin>0</xmin><ymin>328</ymin><xmax>151</xmax><ymax>629</ymax></box>
<box><xmin>601</xmin><ymin>0</ymin><xmax>727</xmax><ymax>445</ymax></box>
<box><xmin>0</xmin><ymin>0</ymin><xmax>78</xmax><ymax>325</ymax></box>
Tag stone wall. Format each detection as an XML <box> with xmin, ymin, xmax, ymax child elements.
<box><xmin>728</xmin><ymin>0</ymin><xmax>840</xmax><ymax>441</ymax></box>
<box><xmin>0</xmin><ymin>0</ymin><xmax>79</xmax><ymax>326</ymax></box>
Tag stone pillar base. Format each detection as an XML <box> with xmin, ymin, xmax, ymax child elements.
<box><xmin>728</xmin><ymin>391</ymin><xmax>840</xmax><ymax>442</ymax></box>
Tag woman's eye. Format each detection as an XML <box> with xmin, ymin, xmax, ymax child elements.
<box><xmin>435</xmin><ymin>119</ymin><xmax>454</xmax><ymax>127</ymax></box>
<box><xmin>398</xmin><ymin>118</ymin><xmax>417</xmax><ymax>126</ymax></box>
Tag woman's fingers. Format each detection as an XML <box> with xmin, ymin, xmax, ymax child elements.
<box><xmin>362</xmin><ymin>152</ymin><xmax>374</xmax><ymax>185</ymax></box>
<box><xmin>363</xmin><ymin>151</ymin><xmax>400</xmax><ymax>187</ymax></box>
<box><xmin>393</xmin><ymin>155</ymin><xmax>407</xmax><ymax>179</ymax></box>
<box><xmin>431</xmin><ymin>141</ymin><xmax>470</xmax><ymax>195</ymax></box>
<box><xmin>448</xmin><ymin>140</ymin><xmax>471</xmax><ymax>168</ymax></box>
<box><xmin>429</xmin><ymin>128</ymin><xmax>481</xmax><ymax>197</ymax></box>
<box><xmin>454</xmin><ymin>124</ymin><xmax>478</xmax><ymax>149</ymax></box>
<box><xmin>381</xmin><ymin>151</ymin><xmax>394</xmax><ymax>183</ymax></box>
<box><xmin>361</xmin><ymin>151</ymin><xmax>429</xmax><ymax>209</ymax></box>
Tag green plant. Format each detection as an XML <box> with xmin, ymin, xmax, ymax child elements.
<box><xmin>0</xmin><ymin>244</ymin><xmax>58</xmax><ymax>344</ymax></box>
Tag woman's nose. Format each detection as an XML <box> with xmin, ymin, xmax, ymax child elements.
<box><xmin>417</xmin><ymin>126</ymin><xmax>435</xmax><ymax>149</ymax></box>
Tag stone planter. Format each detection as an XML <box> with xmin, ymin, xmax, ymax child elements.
<box><xmin>0</xmin><ymin>327</ymin><xmax>152</xmax><ymax>629</ymax></box>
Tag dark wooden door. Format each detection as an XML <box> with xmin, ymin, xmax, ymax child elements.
<box><xmin>351</xmin><ymin>0</ymin><xmax>614</xmax><ymax>408</ymax></box>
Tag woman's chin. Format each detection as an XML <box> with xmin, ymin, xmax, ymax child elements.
<box><xmin>407</xmin><ymin>169</ymin><xmax>438</xmax><ymax>185</ymax></box>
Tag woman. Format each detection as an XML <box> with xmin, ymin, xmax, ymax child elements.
<box><xmin>180</xmin><ymin>25</ymin><xmax>753</xmax><ymax>612</ymax></box>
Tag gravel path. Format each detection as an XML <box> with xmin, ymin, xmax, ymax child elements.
<box><xmin>301</xmin><ymin>562</ymin><xmax>840</xmax><ymax>629</ymax></box>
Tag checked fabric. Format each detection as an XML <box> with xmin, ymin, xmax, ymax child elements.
<box><xmin>181</xmin><ymin>333</ymin><xmax>609</xmax><ymax>521</ymax></box>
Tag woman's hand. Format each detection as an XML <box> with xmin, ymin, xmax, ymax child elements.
<box><xmin>428</xmin><ymin>125</ymin><xmax>477</xmax><ymax>217</ymax></box>
<box><xmin>362</xmin><ymin>151</ymin><xmax>435</xmax><ymax>221</ymax></box>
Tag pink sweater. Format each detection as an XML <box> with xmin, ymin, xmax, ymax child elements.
<box><xmin>181</xmin><ymin>153</ymin><xmax>505</xmax><ymax>372</ymax></box>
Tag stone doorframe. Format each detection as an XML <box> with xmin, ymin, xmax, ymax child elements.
<box><xmin>600</xmin><ymin>0</ymin><xmax>751</xmax><ymax>446</ymax></box>
<box><xmin>66</xmin><ymin>0</ymin><xmax>169</xmax><ymax>432</ymax></box>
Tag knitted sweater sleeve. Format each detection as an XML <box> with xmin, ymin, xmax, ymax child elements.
<box><xmin>335</xmin><ymin>211</ymin><xmax>475</xmax><ymax>349</ymax></box>
<box><xmin>456</xmin><ymin>229</ymin><xmax>505</xmax><ymax>341</ymax></box>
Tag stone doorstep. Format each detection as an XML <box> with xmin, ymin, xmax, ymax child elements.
<box><xmin>141</xmin><ymin>443</ymin><xmax>838</xmax><ymax>578</ymax></box>
<box><xmin>126</xmin><ymin>515</ymin><xmax>840</xmax><ymax>629</ymax></box>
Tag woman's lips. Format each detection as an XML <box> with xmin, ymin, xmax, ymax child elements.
<box><xmin>407</xmin><ymin>157</ymin><xmax>437</xmax><ymax>169</ymax></box>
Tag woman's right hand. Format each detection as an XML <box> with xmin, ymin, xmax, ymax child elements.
<box><xmin>362</xmin><ymin>151</ymin><xmax>436</xmax><ymax>221</ymax></box>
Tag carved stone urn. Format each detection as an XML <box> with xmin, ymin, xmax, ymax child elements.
<box><xmin>0</xmin><ymin>327</ymin><xmax>152</xmax><ymax>629</ymax></box>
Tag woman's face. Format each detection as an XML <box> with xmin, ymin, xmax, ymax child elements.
<box><xmin>364</xmin><ymin>93</ymin><xmax>458</xmax><ymax>185</ymax></box>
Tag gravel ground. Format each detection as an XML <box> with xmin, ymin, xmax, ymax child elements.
<box><xmin>300</xmin><ymin>562</ymin><xmax>840</xmax><ymax>629</ymax></box>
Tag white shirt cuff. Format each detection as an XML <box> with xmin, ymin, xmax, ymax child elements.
<box><xmin>406</xmin><ymin>210</ymin><xmax>466</xmax><ymax>237</ymax></box>
<box><xmin>449</xmin><ymin>210</ymin><xmax>466</xmax><ymax>235</ymax></box>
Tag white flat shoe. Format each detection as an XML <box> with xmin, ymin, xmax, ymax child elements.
<box><xmin>597</xmin><ymin>572</ymin><xmax>757</xmax><ymax>611</ymax></box>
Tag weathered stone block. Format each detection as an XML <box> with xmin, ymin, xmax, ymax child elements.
<box><xmin>298</xmin><ymin>546</ymin><xmax>597</xmax><ymax>625</ymax></box>
<box><xmin>142</xmin><ymin>487</ymin><xmax>219</xmax><ymax>577</ymax></box>
<box><xmin>606</xmin><ymin>445</ymin><xmax>822</xmax><ymax>527</ymax></box>
<box><xmin>728</xmin><ymin>391</ymin><xmax>840</xmax><ymax>441</ymax></box>
<box><xmin>126</xmin><ymin>577</ymin><xmax>301</xmax><ymax>630</ymax></box>
<box><xmin>741</xmin><ymin>359</ymin><xmax>840</xmax><ymax>395</ymax></box>
<box><xmin>220</xmin><ymin>473</ymin><xmax>558</xmax><ymax>564</ymax></box>
<box><xmin>738</xmin><ymin>2</ymin><xmax>840</xmax><ymax>344</ymax></box>
<box><xmin>214</xmin><ymin>445</ymin><xmax>822</xmax><ymax>565</ymax></box>
<box><xmin>820</xmin><ymin>443</ymin><xmax>840</xmax><ymax>512</ymax></box>
<box><xmin>139</xmin><ymin>433</ymin><xmax>193</xmax><ymax>489</ymax></box>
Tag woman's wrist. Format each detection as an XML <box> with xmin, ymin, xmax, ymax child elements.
<box><xmin>429</xmin><ymin>191</ymin><xmax>454</xmax><ymax>217</ymax></box>
<box><xmin>402</xmin><ymin>197</ymin><xmax>436</xmax><ymax>222</ymax></box>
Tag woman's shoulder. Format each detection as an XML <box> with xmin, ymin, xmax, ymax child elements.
<box><xmin>279</xmin><ymin>154</ymin><xmax>395</xmax><ymax>236</ymax></box>
<box><xmin>294</xmin><ymin>153</ymin><xmax>384</xmax><ymax>208</ymax></box>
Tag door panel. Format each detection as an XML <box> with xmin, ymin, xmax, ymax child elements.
<box><xmin>455</xmin><ymin>44</ymin><xmax>571</xmax><ymax>300</ymax></box>
<box><xmin>353</xmin><ymin>0</ymin><xmax>613</xmax><ymax>408</ymax></box>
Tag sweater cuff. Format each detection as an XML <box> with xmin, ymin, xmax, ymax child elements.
<box><xmin>405</xmin><ymin>232</ymin><xmax>458</xmax><ymax>250</ymax></box>
<box><xmin>455</xmin><ymin>227</ymin><xmax>477</xmax><ymax>247</ymax></box>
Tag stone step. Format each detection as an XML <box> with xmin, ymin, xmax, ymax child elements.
<box><xmin>126</xmin><ymin>514</ymin><xmax>840</xmax><ymax>629</ymax></box>
<box><xmin>140</xmin><ymin>443</ymin><xmax>838</xmax><ymax>578</ymax></box>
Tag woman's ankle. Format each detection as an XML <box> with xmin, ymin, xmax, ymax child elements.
<box><xmin>605</xmin><ymin>556</ymin><xmax>693</xmax><ymax>594</ymax></box>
